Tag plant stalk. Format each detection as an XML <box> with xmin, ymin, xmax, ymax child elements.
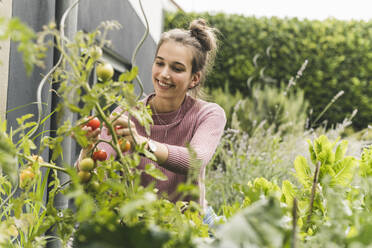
<box><xmin>306</xmin><ymin>161</ymin><xmax>321</xmax><ymax>231</ymax></box>
<box><xmin>291</xmin><ymin>198</ymin><xmax>298</xmax><ymax>248</ymax></box>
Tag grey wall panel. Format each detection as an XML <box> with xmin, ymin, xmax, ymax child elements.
<box><xmin>7</xmin><ymin>0</ymin><xmax>56</xmax><ymax>208</ymax></box>
<box><xmin>78</xmin><ymin>0</ymin><xmax>156</xmax><ymax>96</ymax></box>
<box><xmin>7</xmin><ymin>0</ymin><xmax>56</xmax><ymax>140</ymax></box>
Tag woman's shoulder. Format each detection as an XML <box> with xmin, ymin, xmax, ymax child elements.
<box><xmin>194</xmin><ymin>98</ymin><xmax>225</xmax><ymax>115</ymax></box>
<box><xmin>187</xmin><ymin>97</ymin><xmax>226</xmax><ymax>122</ymax></box>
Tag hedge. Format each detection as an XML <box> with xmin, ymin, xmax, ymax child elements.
<box><xmin>164</xmin><ymin>12</ymin><xmax>372</xmax><ymax>130</ymax></box>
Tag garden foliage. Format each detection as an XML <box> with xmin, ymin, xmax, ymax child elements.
<box><xmin>1</xmin><ymin>8</ymin><xmax>372</xmax><ymax>248</ymax></box>
<box><xmin>165</xmin><ymin>11</ymin><xmax>372</xmax><ymax>130</ymax></box>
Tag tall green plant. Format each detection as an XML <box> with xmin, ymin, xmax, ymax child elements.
<box><xmin>231</xmin><ymin>84</ymin><xmax>308</xmax><ymax>136</ymax></box>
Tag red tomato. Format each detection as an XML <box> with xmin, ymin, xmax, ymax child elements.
<box><xmin>92</xmin><ymin>150</ymin><xmax>107</xmax><ymax>161</ymax></box>
<box><xmin>115</xmin><ymin>125</ymin><xmax>123</xmax><ymax>131</ymax></box>
<box><xmin>86</xmin><ymin>117</ymin><xmax>100</xmax><ymax>130</ymax></box>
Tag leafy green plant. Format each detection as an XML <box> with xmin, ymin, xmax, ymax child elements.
<box><xmin>231</xmin><ymin>84</ymin><xmax>308</xmax><ymax>136</ymax></box>
<box><xmin>209</xmin><ymin>134</ymin><xmax>372</xmax><ymax>246</ymax></box>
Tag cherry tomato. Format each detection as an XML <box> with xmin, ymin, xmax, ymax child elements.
<box><xmin>119</xmin><ymin>139</ymin><xmax>131</xmax><ymax>153</ymax></box>
<box><xmin>86</xmin><ymin>117</ymin><xmax>100</xmax><ymax>131</ymax></box>
<box><xmin>79</xmin><ymin>158</ymin><xmax>95</xmax><ymax>171</ymax></box>
<box><xmin>78</xmin><ymin>171</ymin><xmax>92</xmax><ymax>183</ymax></box>
<box><xmin>92</xmin><ymin>150</ymin><xmax>107</xmax><ymax>161</ymax></box>
<box><xmin>20</xmin><ymin>167</ymin><xmax>35</xmax><ymax>188</ymax></box>
<box><xmin>115</xmin><ymin>125</ymin><xmax>123</xmax><ymax>131</ymax></box>
<box><xmin>96</xmin><ymin>62</ymin><xmax>114</xmax><ymax>82</ymax></box>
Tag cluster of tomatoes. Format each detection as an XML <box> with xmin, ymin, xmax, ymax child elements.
<box><xmin>78</xmin><ymin>116</ymin><xmax>131</xmax><ymax>184</ymax></box>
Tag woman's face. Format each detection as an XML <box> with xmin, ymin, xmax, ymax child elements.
<box><xmin>152</xmin><ymin>40</ymin><xmax>200</xmax><ymax>103</ymax></box>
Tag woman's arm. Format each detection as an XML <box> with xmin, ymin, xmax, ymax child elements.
<box><xmin>160</xmin><ymin>104</ymin><xmax>226</xmax><ymax>175</ymax></box>
<box><xmin>103</xmin><ymin>103</ymin><xmax>226</xmax><ymax>174</ymax></box>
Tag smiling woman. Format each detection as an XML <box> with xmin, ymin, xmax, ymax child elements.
<box><xmin>78</xmin><ymin>19</ymin><xmax>226</xmax><ymax>215</ymax></box>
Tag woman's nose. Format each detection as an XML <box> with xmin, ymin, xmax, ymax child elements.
<box><xmin>160</xmin><ymin>67</ymin><xmax>170</xmax><ymax>79</ymax></box>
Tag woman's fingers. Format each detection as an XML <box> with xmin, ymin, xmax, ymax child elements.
<box><xmin>82</xmin><ymin>125</ymin><xmax>100</xmax><ymax>141</ymax></box>
<box><xmin>115</xmin><ymin>127</ymin><xmax>133</xmax><ymax>137</ymax></box>
<box><xmin>111</xmin><ymin>115</ymin><xmax>134</xmax><ymax>129</ymax></box>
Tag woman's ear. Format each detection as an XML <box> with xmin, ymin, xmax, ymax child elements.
<box><xmin>189</xmin><ymin>71</ymin><xmax>201</xmax><ymax>89</ymax></box>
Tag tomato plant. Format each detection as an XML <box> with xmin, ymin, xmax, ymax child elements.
<box><xmin>92</xmin><ymin>149</ymin><xmax>107</xmax><ymax>161</ymax></box>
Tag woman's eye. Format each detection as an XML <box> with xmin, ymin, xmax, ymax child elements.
<box><xmin>172</xmin><ymin>67</ymin><xmax>183</xmax><ymax>72</ymax></box>
<box><xmin>156</xmin><ymin>62</ymin><xmax>164</xmax><ymax>66</ymax></box>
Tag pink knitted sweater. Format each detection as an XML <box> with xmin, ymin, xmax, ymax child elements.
<box><xmin>98</xmin><ymin>93</ymin><xmax>226</xmax><ymax>207</ymax></box>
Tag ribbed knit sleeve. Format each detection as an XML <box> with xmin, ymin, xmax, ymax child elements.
<box><xmin>163</xmin><ymin>103</ymin><xmax>226</xmax><ymax>175</ymax></box>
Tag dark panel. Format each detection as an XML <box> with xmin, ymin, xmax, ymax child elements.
<box><xmin>78</xmin><ymin>0</ymin><xmax>156</xmax><ymax>95</ymax></box>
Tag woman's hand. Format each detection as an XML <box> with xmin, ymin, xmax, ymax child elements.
<box><xmin>82</xmin><ymin>125</ymin><xmax>101</xmax><ymax>144</ymax></box>
<box><xmin>110</xmin><ymin>115</ymin><xmax>147</xmax><ymax>145</ymax></box>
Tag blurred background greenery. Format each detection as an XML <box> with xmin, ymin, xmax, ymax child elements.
<box><xmin>165</xmin><ymin>11</ymin><xmax>372</xmax><ymax>131</ymax></box>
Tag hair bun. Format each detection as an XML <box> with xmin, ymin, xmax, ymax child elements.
<box><xmin>189</xmin><ymin>18</ymin><xmax>212</xmax><ymax>52</ymax></box>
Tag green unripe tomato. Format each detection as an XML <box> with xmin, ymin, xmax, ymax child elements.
<box><xmin>96</xmin><ymin>62</ymin><xmax>114</xmax><ymax>82</ymax></box>
<box><xmin>89</xmin><ymin>180</ymin><xmax>100</xmax><ymax>192</ymax></box>
<box><xmin>78</xmin><ymin>171</ymin><xmax>92</xmax><ymax>183</ymax></box>
<box><xmin>79</xmin><ymin>158</ymin><xmax>95</xmax><ymax>172</ymax></box>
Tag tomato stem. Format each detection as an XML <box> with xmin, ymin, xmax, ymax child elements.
<box><xmin>19</xmin><ymin>153</ymin><xmax>69</xmax><ymax>174</ymax></box>
<box><xmin>94</xmin><ymin>102</ymin><xmax>134</xmax><ymax>193</ymax></box>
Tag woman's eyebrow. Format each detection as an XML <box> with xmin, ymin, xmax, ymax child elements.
<box><xmin>155</xmin><ymin>56</ymin><xmax>186</xmax><ymax>68</ymax></box>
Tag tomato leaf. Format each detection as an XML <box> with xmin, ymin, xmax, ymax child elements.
<box><xmin>144</xmin><ymin>164</ymin><xmax>167</xmax><ymax>181</ymax></box>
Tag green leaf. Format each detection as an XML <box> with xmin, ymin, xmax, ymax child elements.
<box><xmin>308</xmin><ymin>139</ymin><xmax>317</xmax><ymax>164</ymax></box>
<box><xmin>294</xmin><ymin>155</ymin><xmax>312</xmax><ymax>187</ymax></box>
<box><xmin>281</xmin><ymin>180</ymin><xmax>296</xmax><ymax>207</ymax></box>
<box><xmin>332</xmin><ymin>157</ymin><xmax>357</xmax><ymax>186</ymax></box>
<box><xmin>16</xmin><ymin>113</ymin><xmax>34</xmax><ymax>125</ymax></box>
<box><xmin>360</xmin><ymin>145</ymin><xmax>372</xmax><ymax>177</ymax></box>
<box><xmin>0</xmin><ymin>120</ymin><xmax>18</xmax><ymax>184</ymax></box>
<box><xmin>67</xmin><ymin>103</ymin><xmax>83</xmax><ymax>113</ymax></box>
<box><xmin>212</xmin><ymin>198</ymin><xmax>290</xmax><ymax>247</ymax></box>
<box><xmin>144</xmin><ymin>164</ymin><xmax>167</xmax><ymax>181</ymax></box>
<box><xmin>335</xmin><ymin>140</ymin><xmax>348</xmax><ymax>162</ymax></box>
<box><xmin>120</xmin><ymin>192</ymin><xmax>157</xmax><ymax>216</ymax></box>
<box><xmin>75</xmin><ymin>221</ymin><xmax>170</xmax><ymax>248</ymax></box>
<box><xmin>119</xmin><ymin>66</ymin><xmax>138</xmax><ymax>82</ymax></box>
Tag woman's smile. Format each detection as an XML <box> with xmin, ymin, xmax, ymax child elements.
<box><xmin>156</xmin><ymin>78</ymin><xmax>174</xmax><ymax>89</ymax></box>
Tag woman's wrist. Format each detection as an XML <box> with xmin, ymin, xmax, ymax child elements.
<box><xmin>134</xmin><ymin>135</ymin><xmax>148</xmax><ymax>147</ymax></box>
